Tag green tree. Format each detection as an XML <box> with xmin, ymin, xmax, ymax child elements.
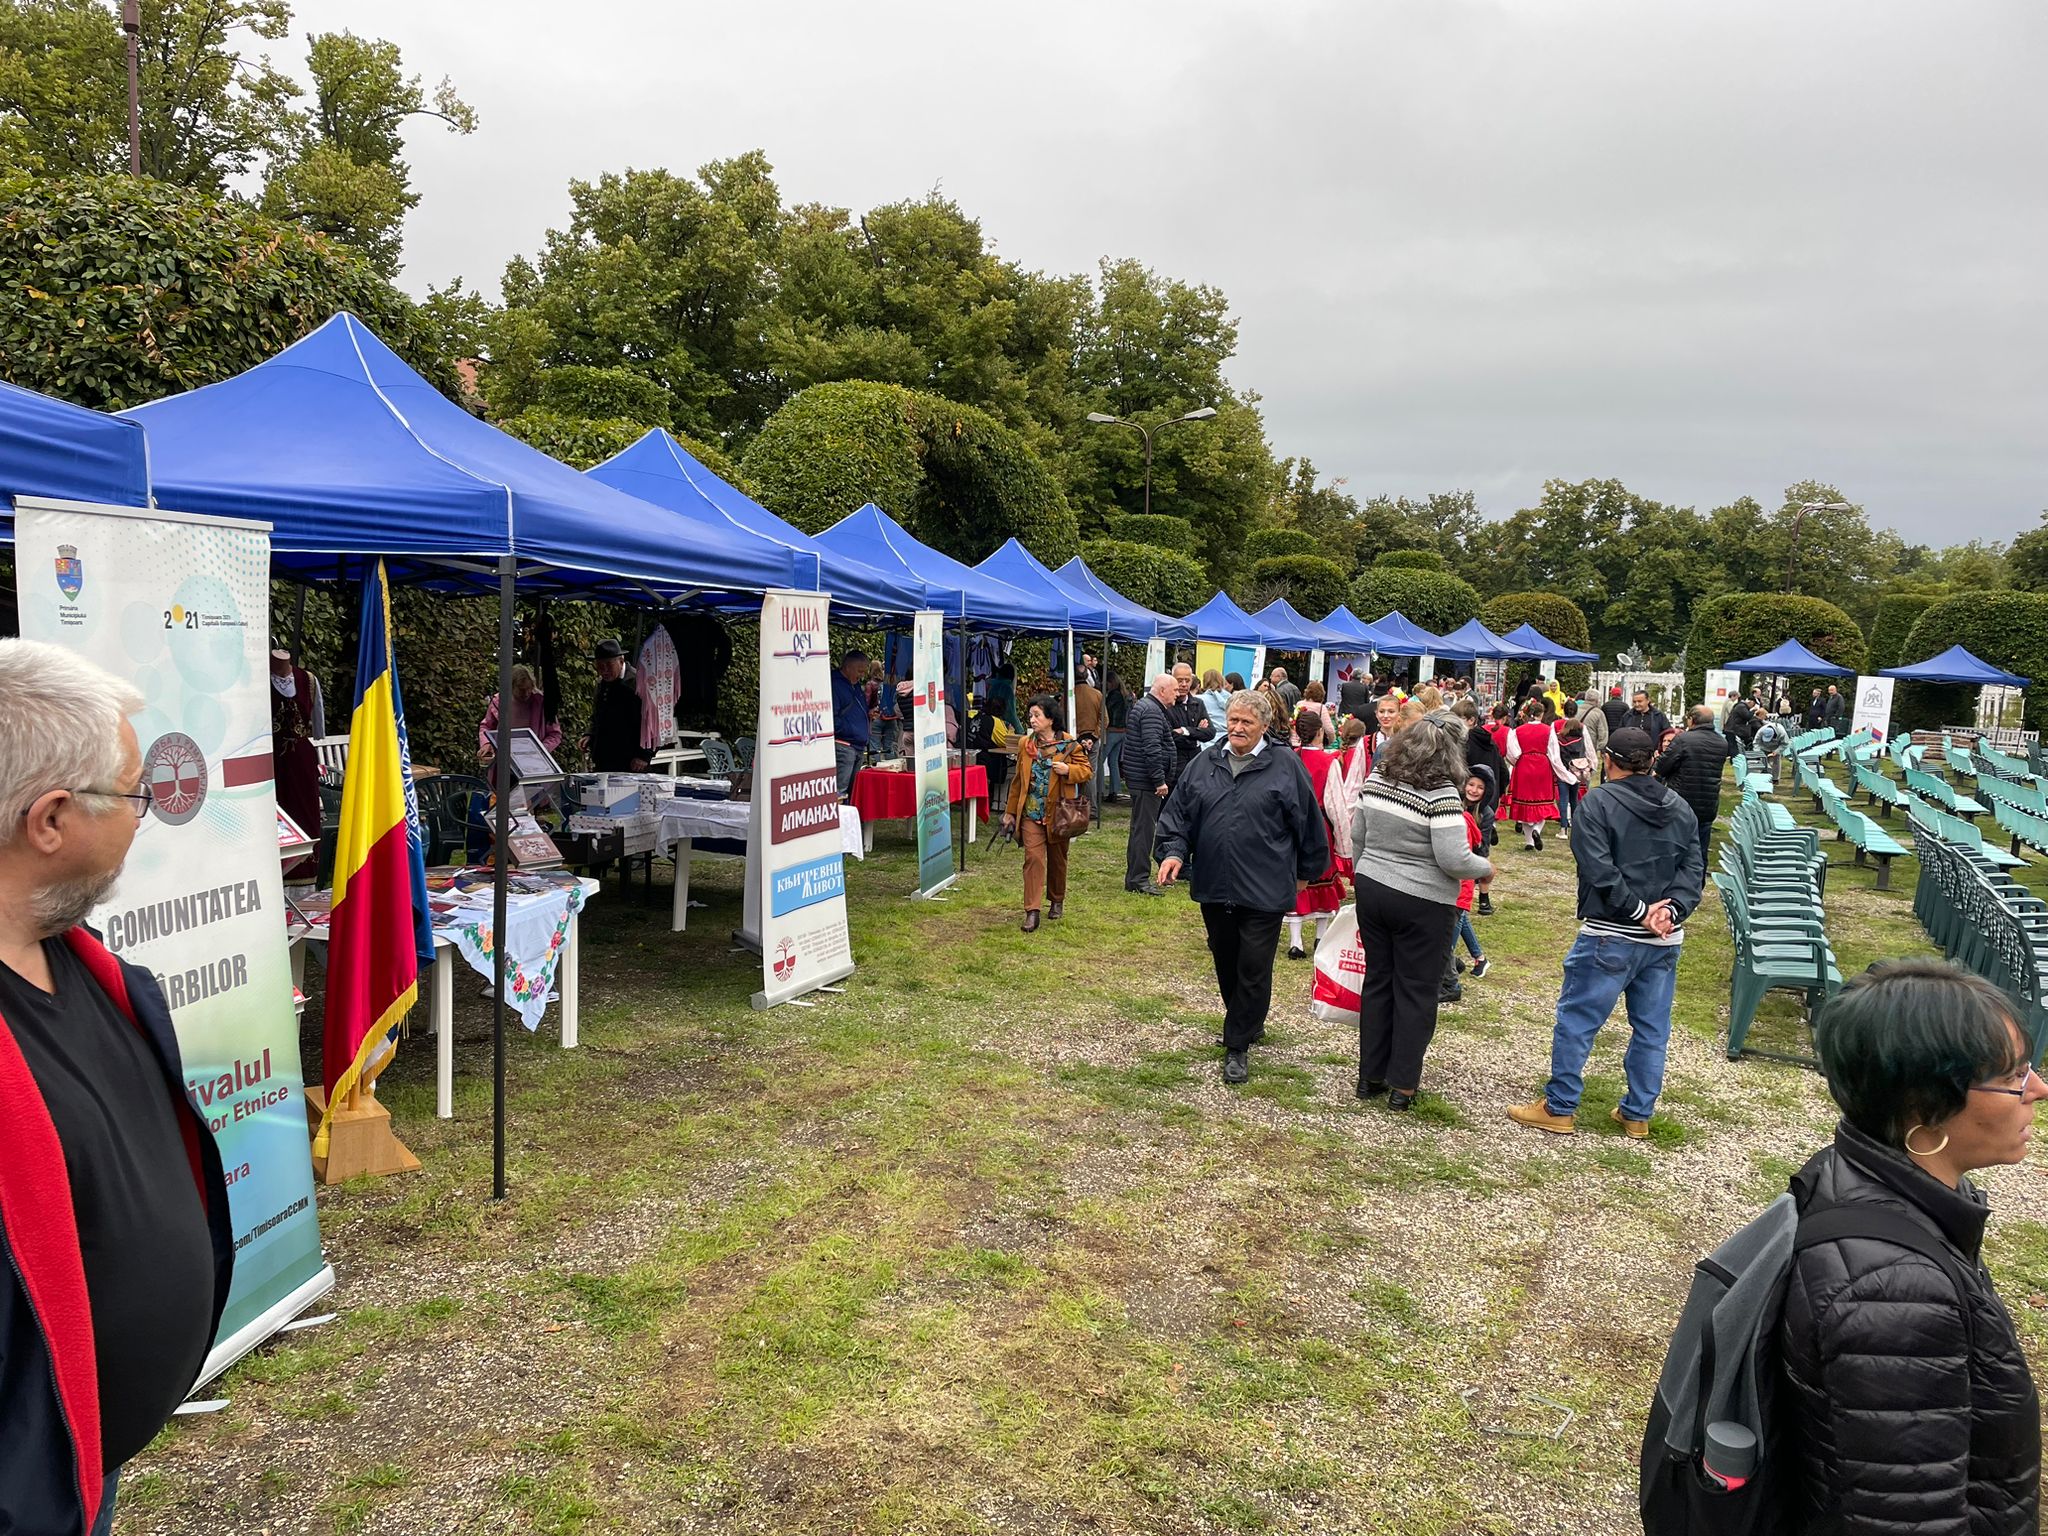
<box><xmin>259</xmin><ymin>29</ymin><xmax>475</xmax><ymax>275</ymax></box>
<box><xmin>1682</xmin><ymin>593</ymin><xmax>1866</xmax><ymax>711</ymax></box>
<box><xmin>2006</xmin><ymin>513</ymin><xmax>2048</xmax><ymax>591</ymax></box>
<box><xmin>1896</xmin><ymin>591</ymin><xmax>2048</xmax><ymax>732</ymax></box>
<box><xmin>1868</xmin><ymin>591</ymin><xmax>1941</xmax><ymax>670</ymax></box>
<box><xmin>1349</xmin><ymin>568</ymin><xmax>1481</xmax><ymax>635</ymax></box>
<box><xmin>0</xmin><ymin>173</ymin><xmax>458</xmax><ymax>409</ymax></box>
<box><xmin>0</xmin><ymin>0</ymin><xmax>301</xmax><ymax>187</ymax></box>
<box><xmin>1244</xmin><ymin>554</ymin><xmax>1348</xmax><ymax>620</ymax></box>
<box><xmin>1479</xmin><ymin>591</ymin><xmax>1593</xmax><ymax>693</ymax></box>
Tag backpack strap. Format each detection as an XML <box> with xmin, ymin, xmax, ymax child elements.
<box><xmin>1794</xmin><ymin>1202</ymin><xmax>1977</xmax><ymax>1356</ymax></box>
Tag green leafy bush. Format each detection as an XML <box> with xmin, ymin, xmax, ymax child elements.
<box><xmin>1895</xmin><ymin>591</ymin><xmax>2048</xmax><ymax>732</ymax></box>
<box><xmin>1682</xmin><ymin>593</ymin><xmax>1867</xmax><ymax>710</ymax></box>
<box><xmin>741</xmin><ymin>380</ymin><xmax>1078</xmax><ymax>565</ymax></box>
<box><xmin>1108</xmin><ymin>513</ymin><xmax>1199</xmax><ymax>555</ymax></box>
<box><xmin>1247</xmin><ymin>555</ymin><xmax>1350</xmax><ymax>623</ymax></box>
<box><xmin>1480</xmin><ymin>592</ymin><xmax>1594</xmax><ymax>694</ymax></box>
<box><xmin>1373</xmin><ymin>548</ymin><xmax>1447</xmax><ymax>572</ymax></box>
<box><xmin>1868</xmin><ymin>592</ymin><xmax>1940</xmax><ymax>670</ymax></box>
<box><xmin>1243</xmin><ymin>527</ymin><xmax>1318</xmax><ymax>563</ymax></box>
<box><xmin>0</xmin><ymin>174</ymin><xmax>459</xmax><ymax>408</ymax></box>
<box><xmin>1081</xmin><ymin>538</ymin><xmax>1212</xmax><ymax>619</ymax></box>
<box><xmin>533</xmin><ymin>365</ymin><xmax>677</xmax><ymax>428</ymax></box>
<box><xmin>1350</xmin><ymin>568</ymin><xmax>1481</xmax><ymax>636</ymax></box>
<box><xmin>498</xmin><ymin>408</ymin><xmax>759</xmax><ymax>495</ymax></box>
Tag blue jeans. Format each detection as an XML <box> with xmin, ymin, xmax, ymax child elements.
<box><xmin>1102</xmin><ymin>730</ymin><xmax>1125</xmax><ymax>795</ymax></box>
<box><xmin>1456</xmin><ymin>912</ymin><xmax>1482</xmax><ymax>958</ymax></box>
<box><xmin>835</xmin><ymin>740</ymin><xmax>862</xmax><ymax>798</ymax></box>
<box><xmin>1546</xmin><ymin>932</ymin><xmax>1679</xmax><ymax>1121</ymax></box>
<box><xmin>92</xmin><ymin>1471</ymin><xmax>118</xmax><ymax>1536</ymax></box>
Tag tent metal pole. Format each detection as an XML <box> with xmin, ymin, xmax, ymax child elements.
<box><xmin>491</xmin><ymin>556</ymin><xmax>514</xmax><ymax>1202</ymax></box>
<box><xmin>956</xmin><ymin>608</ymin><xmax>969</xmax><ymax>875</ymax></box>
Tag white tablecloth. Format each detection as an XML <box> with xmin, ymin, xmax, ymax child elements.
<box><xmin>440</xmin><ymin>876</ymin><xmax>598</xmax><ymax>1030</ymax></box>
<box><xmin>656</xmin><ymin>800</ymin><xmax>865</xmax><ymax>860</ymax></box>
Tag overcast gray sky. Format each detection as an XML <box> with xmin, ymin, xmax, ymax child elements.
<box><xmin>284</xmin><ymin>0</ymin><xmax>2048</xmax><ymax>546</ymax></box>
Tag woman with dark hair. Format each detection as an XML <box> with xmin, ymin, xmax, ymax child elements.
<box><xmin>1504</xmin><ymin>697</ymin><xmax>1568</xmax><ymax>850</ymax></box>
<box><xmin>1000</xmin><ymin>693</ymin><xmax>1091</xmax><ymax>933</ymax></box>
<box><xmin>1286</xmin><ymin>708</ymin><xmax>1345</xmax><ymax>959</ymax></box>
<box><xmin>1349</xmin><ymin>717</ymin><xmax>1492</xmax><ymax>1109</ymax></box>
<box><xmin>1100</xmin><ymin>671</ymin><xmax>1129</xmax><ymax>802</ymax></box>
<box><xmin>1782</xmin><ymin>960</ymin><xmax>2042</xmax><ymax>1533</ymax></box>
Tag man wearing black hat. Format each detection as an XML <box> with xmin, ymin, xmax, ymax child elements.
<box><xmin>582</xmin><ymin>639</ymin><xmax>647</xmax><ymax>772</ymax></box>
<box><xmin>1506</xmin><ymin>726</ymin><xmax>1702</xmax><ymax>1140</ymax></box>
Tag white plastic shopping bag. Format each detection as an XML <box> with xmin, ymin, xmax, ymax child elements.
<box><xmin>1310</xmin><ymin>904</ymin><xmax>1365</xmax><ymax>1027</ymax></box>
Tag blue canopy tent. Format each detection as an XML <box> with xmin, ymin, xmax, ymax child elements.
<box><xmin>0</xmin><ymin>377</ymin><xmax>151</xmax><ymax>511</ymax></box>
<box><xmin>122</xmin><ymin>313</ymin><xmax>823</xmax><ymax>1200</ymax></box>
<box><xmin>1179</xmin><ymin>590</ymin><xmax>1284</xmax><ymax>646</ymax></box>
<box><xmin>1319</xmin><ymin>605</ymin><xmax>1387</xmax><ymax>652</ymax></box>
<box><xmin>1252</xmin><ymin>597</ymin><xmax>1346</xmax><ymax>651</ymax></box>
<box><xmin>814</xmin><ymin>504</ymin><xmax>1069</xmax><ymax>631</ymax></box>
<box><xmin>976</xmin><ymin>539</ymin><xmax>1117</xmax><ymax>635</ymax></box>
<box><xmin>124</xmin><ymin>314</ymin><xmax>792</xmax><ymax>602</ymax></box>
<box><xmin>1499</xmin><ymin>621</ymin><xmax>1598</xmax><ymax>663</ymax></box>
<box><xmin>1721</xmin><ymin>638</ymin><xmax>1854</xmax><ymax>677</ymax></box>
<box><xmin>1435</xmin><ymin>618</ymin><xmax>1542</xmax><ymax>661</ymax></box>
<box><xmin>586</xmin><ymin>429</ymin><xmax>911</xmax><ymax>617</ymax></box>
<box><xmin>1054</xmin><ymin>557</ymin><xmax>1194</xmax><ymax>643</ymax></box>
<box><xmin>1356</xmin><ymin>610</ymin><xmax>1447</xmax><ymax>659</ymax></box>
<box><xmin>1881</xmin><ymin>645</ymin><xmax>2029</xmax><ymax>687</ymax></box>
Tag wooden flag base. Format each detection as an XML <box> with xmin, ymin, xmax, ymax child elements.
<box><xmin>304</xmin><ymin>1085</ymin><xmax>421</xmax><ymax>1184</ymax></box>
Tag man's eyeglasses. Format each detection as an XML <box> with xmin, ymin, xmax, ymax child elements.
<box><xmin>1971</xmin><ymin>1062</ymin><xmax>2044</xmax><ymax>1099</ymax></box>
<box><xmin>18</xmin><ymin>784</ymin><xmax>155</xmax><ymax>822</ymax></box>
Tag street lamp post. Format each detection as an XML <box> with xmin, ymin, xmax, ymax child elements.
<box><xmin>123</xmin><ymin>0</ymin><xmax>140</xmax><ymax>176</ymax></box>
<box><xmin>1084</xmin><ymin>406</ymin><xmax>1217</xmax><ymax>518</ymax></box>
<box><xmin>1782</xmin><ymin>500</ymin><xmax>1854</xmax><ymax>594</ymax></box>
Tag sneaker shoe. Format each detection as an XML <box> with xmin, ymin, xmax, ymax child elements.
<box><xmin>1438</xmin><ymin>987</ymin><xmax>1463</xmax><ymax>1004</ymax></box>
<box><xmin>1287</xmin><ymin>945</ymin><xmax>1305</xmax><ymax>960</ymax></box>
<box><xmin>1610</xmin><ymin>1107</ymin><xmax>1650</xmax><ymax>1140</ymax></box>
<box><xmin>1470</xmin><ymin>956</ymin><xmax>1491</xmax><ymax>978</ymax></box>
<box><xmin>1507</xmin><ymin>1097</ymin><xmax>1576</xmax><ymax>1135</ymax></box>
<box><xmin>1476</xmin><ymin>893</ymin><xmax>1494</xmax><ymax>916</ymax></box>
<box><xmin>1454</xmin><ymin>955</ymin><xmax>1468</xmax><ymax>974</ymax></box>
<box><xmin>1222</xmin><ymin>1050</ymin><xmax>1249</xmax><ymax>1085</ymax></box>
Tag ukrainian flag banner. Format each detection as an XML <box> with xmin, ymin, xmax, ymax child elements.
<box><xmin>315</xmin><ymin>560</ymin><xmax>428</xmax><ymax>1155</ymax></box>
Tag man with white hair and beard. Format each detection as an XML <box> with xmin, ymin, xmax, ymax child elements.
<box><xmin>0</xmin><ymin>639</ymin><xmax>235</xmax><ymax>1536</ymax></box>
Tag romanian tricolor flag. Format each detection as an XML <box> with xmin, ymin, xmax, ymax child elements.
<box><xmin>315</xmin><ymin>560</ymin><xmax>431</xmax><ymax>1156</ymax></box>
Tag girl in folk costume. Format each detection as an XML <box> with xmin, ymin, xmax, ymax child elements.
<box><xmin>1504</xmin><ymin>697</ymin><xmax>1571</xmax><ymax>851</ymax></box>
<box><xmin>1289</xmin><ymin>710</ymin><xmax>1347</xmax><ymax>959</ymax></box>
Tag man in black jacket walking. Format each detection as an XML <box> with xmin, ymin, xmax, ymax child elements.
<box><xmin>1599</xmin><ymin>686</ymin><xmax>1630</xmax><ymax>734</ymax></box>
<box><xmin>1120</xmin><ymin>674</ymin><xmax>1179</xmax><ymax>893</ymax></box>
<box><xmin>1654</xmin><ymin>706</ymin><xmax>1731</xmax><ymax>871</ymax></box>
<box><xmin>1507</xmin><ymin>728</ymin><xmax>1702</xmax><ymax>1138</ymax></box>
<box><xmin>1156</xmin><ymin>690</ymin><xmax>1329</xmax><ymax>1086</ymax></box>
<box><xmin>1622</xmin><ymin>688</ymin><xmax>1671</xmax><ymax>741</ymax></box>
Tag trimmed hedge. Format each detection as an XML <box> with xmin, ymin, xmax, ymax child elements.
<box><xmin>501</xmin><ymin>407</ymin><xmax>759</xmax><ymax>495</ymax></box>
<box><xmin>1109</xmin><ymin>513</ymin><xmax>1199</xmax><ymax>556</ymax></box>
<box><xmin>1373</xmin><ymin>548</ymin><xmax>1447</xmax><ymax>572</ymax></box>
<box><xmin>741</xmin><ymin>380</ymin><xmax>1079</xmax><ymax>565</ymax></box>
<box><xmin>0</xmin><ymin>173</ymin><xmax>461</xmax><ymax>409</ymax></box>
<box><xmin>1243</xmin><ymin>527</ymin><xmax>1319</xmax><ymax>563</ymax></box>
<box><xmin>1480</xmin><ymin>591</ymin><xmax>1593</xmax><ymax>694</ymax></box>
<box><xmin>1350</xmin><ymin>568</ymin><xmax>1481</xmax><ymax>637</ymax></box>
<box><xmin>1081</xmin><ymin>538</ymin><xmax>1212</xmax><ymax>619</ymax></box>
<box><xmin>1682</xmin><ymin>593</ymin><xmax>1867</xmax><ymax>710</ymax></box>
<box><xmin>1248</xmin><ymin>555</ymin><xmax>1350</xmax><ymax>624</ymax></box>
<box><xmin>1869</xmin><ymin>592</ymin><xmax>1940</xmax><ymax>671</ymax></box>
<box><xmin>1895</xmin><ymin>591</ymin><xmax>2048</xmax><ymax>732</ymax></box>
<box><xmin>533</xmin><ymin>365</ymin><xmax>676</xmax><ymax>429</ymax></box>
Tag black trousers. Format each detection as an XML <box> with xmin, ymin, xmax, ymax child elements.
<box><xmin>1355</xmin><ymin>876</ymin><xmax>1459</xmax><ymax>1090</ymax></box>
<box><xmin>1201</xmin><ymin>903</ymin><xmax>1284</xmax><ymax>1051</ymax></box>
<box><xmin>1125</xmin><ymin>785</ymin><xmax>1163</xmax><ymax>889</ymax></box>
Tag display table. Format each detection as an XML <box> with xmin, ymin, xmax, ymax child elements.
<box><xmin>655</xmin><ymin>799</ymin><xmax>863</xmax><ymax>932</ymax></box>
<box><xmin>287</xmin><ymin>869</ymin><xmax>598</xmax><ymax>1121</ymax></box>
<box><xmin>849</xmin><ymin>765</ymin><xmax>989</xmax><ymax>852</ymax></box>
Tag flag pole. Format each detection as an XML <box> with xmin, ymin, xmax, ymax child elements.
<box><xmin>491</xmin><ymin>557</ymin><xmax>514</xmax><ymax>1201</ymax></box>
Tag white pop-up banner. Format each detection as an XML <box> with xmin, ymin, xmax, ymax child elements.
<box><xmin>1851</xmin><ymin>675</ymin><xmax>1895</xmax><ymax>739</ymax></box>
<box><xmin>912</xmin><ymin>611</ymin><xmax>955</xmax><ymax>897</ymax></box>
<box><xmin>14</xmin><ymin>497</ymin><xmax>333</xmax><ymax>1384</ymax></box>
<box><xmin>743</xmin><ymin>591</ymin><xmax>855</xmax><ymax>1008</ymax></box>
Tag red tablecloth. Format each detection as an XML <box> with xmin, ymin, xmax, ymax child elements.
<box><xmin>849</xmin><ymin>765</ymin><xmax>989</xmax><ymax>823</ymax></box>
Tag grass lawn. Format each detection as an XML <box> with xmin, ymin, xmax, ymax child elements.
<box><xmin>123</xmin><ymin>772</ymin><xmax>2048</xmax><ymax>1535</ymax></box>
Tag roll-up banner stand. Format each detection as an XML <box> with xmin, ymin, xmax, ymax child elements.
<box><xmin>744</xmin><ymin>591</ymin><xmax>855</xmax><ymax>1008</ymax></box>
<box><xmin>1326</xmin><ymin>652</ymin><xmax>1370</xmax><ymax>701</ymax></box>
<box><xmin>911</xmin><ymin>611</ymin><xmax>955</xmax><ymax>897</ymax></box>
<box><xmin>15</xmin><ymin>497</ymin><xmax>334</xmax><ymax>1384</ymax></box>
<box><xmin>1851</xmin><ymin>676</ymin><xmax>1895</xmax><ymax>739</ymax></box>
<box><xmin>1144</xmin><ymin>637</ymin><xmax>1167</xmax><ymax>683</ymax></box>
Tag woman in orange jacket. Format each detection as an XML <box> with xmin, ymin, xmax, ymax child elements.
<box><xmin>1002</xmin><ymin>693</ymin><xmax>1093</xmax><ymax>932</ymax></box>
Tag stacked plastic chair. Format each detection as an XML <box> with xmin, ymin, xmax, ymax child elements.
<box><xmin>1907</xmin><ymin>822</ymin><xmax>2048</xmax><ymax>1066</ymax></box>
<box><xmin>1715</xmin><ymin>796</ymin><xmax>1840</xmax><ymax>1059</ymax></box>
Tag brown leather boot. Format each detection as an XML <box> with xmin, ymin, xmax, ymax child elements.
<box><xmin>1021</xmin><ymin>910</ymin><xmax>1040</xmax><ymax>933</ymax></box>
<box><xmin>1048</xmin><ymin>901</ymin><xmax>1063</xmax><ymax>920</ymax></box>
<box><xmin>1507</xmin><ymin>1097</ymin><xmax>1576</xmax><ymax>1135</ymax></box>
<box><xmin>1610</xmin><ymin>1107</ymin><xmax>1651</xmax><ymax>1139</ymax></box>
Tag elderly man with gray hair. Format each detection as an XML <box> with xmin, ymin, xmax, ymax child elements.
<box><xmin>0</xmin><ymin>639</ymin><xmax>235</xmax><ymax>1535</ymax></box>
<box><xmin>1119</xmin><ymin>672</ymin><xmax>1181</xmax><ymax>894</ymax></box>
<box><xmin>1155</xmin><ymin>689</ymin><xmax>1330</xmax><ymax>1085</ymax></box>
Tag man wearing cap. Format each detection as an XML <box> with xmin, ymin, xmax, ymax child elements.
<box><xmin>1598</xmin><ymin>685</ymin><xmax>1630</xmax><ymax>735</ymax></box>
<box><xmin>831</xmin><ymin>650</ymin><xmax>874</xmax><ymax>797</ymax></box>
<box><xmin>1506</xmin><ymin>726</ymin><xmax>1702</xmax><ymax>1139</ymax></box>
<box><xmin>583</xmin><ymin>639</ymin><xmax>647</xmax><ymax>773</ymax></box>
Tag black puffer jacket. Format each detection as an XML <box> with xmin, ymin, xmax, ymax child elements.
<box><xmin>1121</xmin><ymin>693</ymin><xmax>1177</xmax><ymax>792</ymax></box>
<box><xmin>1652</xmin><ymin>722</ymin><xmax>1731</xmax><ymax>830</ymax></box>
<box><xmin>1780</xmin><ymin>1122</ymin><xmax>2041</xmax><ymax>1536</ymax></box>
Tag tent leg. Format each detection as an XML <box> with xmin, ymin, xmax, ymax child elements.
<box><xmin>491</xmin><ymin>557</ymin><xmax>514</xmax><ymax>1202</ymax></box>
<box><xmin>956</xmin><ymin>611</ymin><xmax>969</xmax><ymax>875</ymax></box>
